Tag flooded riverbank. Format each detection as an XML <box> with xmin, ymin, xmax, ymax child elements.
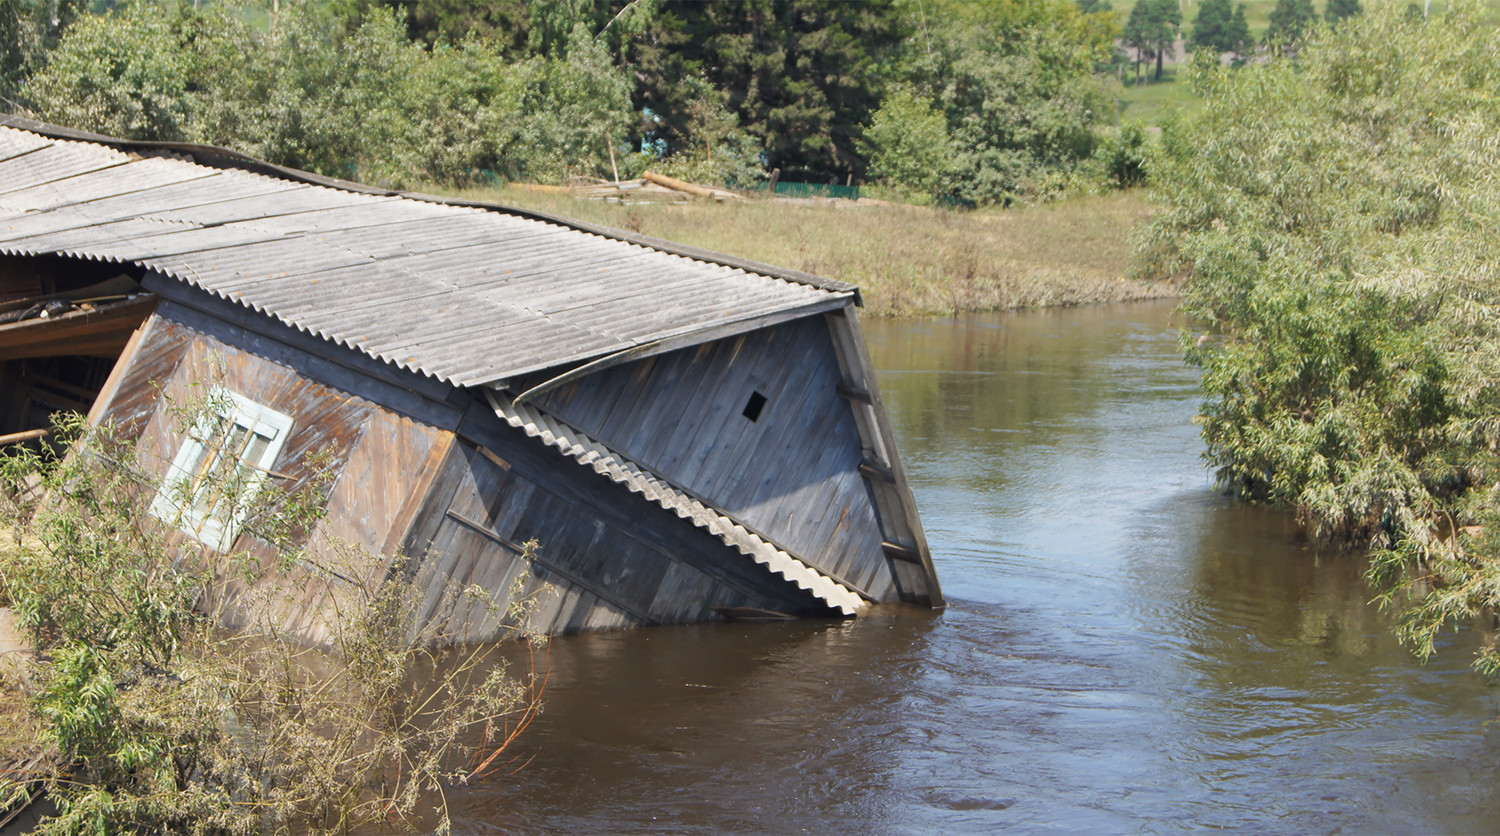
<box><xmin>451</xmin><ymin>299</ymin><xmax>1500</xmax><ymax>833</ymax></box>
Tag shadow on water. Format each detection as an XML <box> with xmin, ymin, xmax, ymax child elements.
<box><xmin>452</xmin><ymin>300</ymin><xmax>1500</xmax><ymax>834</ymax></box>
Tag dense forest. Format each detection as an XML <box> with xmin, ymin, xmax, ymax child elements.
<box><xmin>0</xmin><ymin>0</ymin><xmax>1123</xmax><ymax>205</ymax></box>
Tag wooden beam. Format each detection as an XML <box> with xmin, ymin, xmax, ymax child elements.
<box><xmin>0</xmin><ymin>428</ymin><xmax>48</xmax><ymax>446</ymax></box>
<box><xmin>0</xmin><ymin>295</ymin><xmax>156</xmax><ymax>361</ymax></box>
<box><xmin>504</xmin><ymin>297</ymin><xmax>849</xmax><ymax>405</ymax></box>
<box><xmin>859</xmin><ymin>457</ymin><xmax>896</xmax><ymax>484</ymax></box>
<box><xmin>882</xmin><ymin>540</ymin><xmax>922</xmax><ymax>564</ymax></box>
<box><xmin>476</xmin><ymin>445</ymin><xmax>511</xmax><ymax>471</ymax></box>
<box><xmin>825</xmin><ymin>303</ymin><xmax>945</xmax><ymax>608</ymax></box>
<box><xmin>380</xmin><ymin>430</ymin><xmax>457</xmax><ymax>560</ymax></box>
<box><xmin>837</xmin><ymin>383</ymin><xmax>873</xmax><ymax>405</ymax></box>
<box><xmin>26</xmin><ymin>371</ymin><xmax>98</xmax><ymax>401</ymax></box>
<box><xmin>642</xmin><ymin>170</ymin><xmax>739</xmax><ymax>200</ymax></box>
<box><xmin>87</xmin><ymin>313</ymin><xmax>157</xmax><ymax>426</ymax></box>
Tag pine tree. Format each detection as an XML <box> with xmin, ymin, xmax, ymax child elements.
<box><xmin>1123</xmin><ymin>0</ymin><xmax>1153</xmax><ymax>84</ymax></box>
<box><xmin>1227</xmin><ymin>3</ymin><xmax>1252</xmax><ymax>55</ymax></box>
<box><xmin>1265</xmin><ymin>0</ymin><xmax>1316</xmax><ymax>54</ymax></box>
<box><xmin>1124</xmin><ymin>0</ymin><xmax>1182</xmax><ymax>82</ymax></box>
<box><xmin>1325</xmin><ymin>0</ymin><xmax>1362</xmax><ymax>23</ymax></box>
<box><xmin>1148</xmin><ymin>0</ymin><xmax>1182</xmax><ymax>80</ymax></box>
<box><xmin>1192</xmin><ymin>0</ymin><xmax>1233</xmax><ymax>52</ymax></box>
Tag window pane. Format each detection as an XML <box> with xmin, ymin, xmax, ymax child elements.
<box><xmin>153</xmin><ymin>390</ymin><xmax>294</xmax><ymax>551</ymax></box>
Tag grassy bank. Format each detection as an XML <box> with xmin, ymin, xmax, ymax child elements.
<box><xmin>439</xmin><ymin>187</ymin><xmax>1170</xmax><ymax>317</ymax></box>
<box><xmin>1120</xmin><ymin>67</ymin><xmax>1202</xmax><ymax>124</ymax></box>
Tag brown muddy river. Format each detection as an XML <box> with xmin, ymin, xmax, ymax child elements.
<box><xmin>450</xmin><ymin>300</ymin><xmax>1500</xmax><ymax>834</ymax></box>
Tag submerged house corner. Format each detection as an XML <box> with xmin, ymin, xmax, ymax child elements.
<box><xmin>0</xmin><ymin>117</ymin><xmax>942</xmax><ymax>642</ymax></box>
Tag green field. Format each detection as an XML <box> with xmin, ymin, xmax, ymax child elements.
<box><xmin>1108</xmin><ymin>0</ymin><xmax>1484</xmax><ymax>33</ymax></box>
<box><xmin>1117</xmin><ymin>67</ymin><xmax>1201</xmax><ymax>124</ymax></box>
<box><xmin>1110</xmin><ymin>0</ymin><xmax>1499</xmax><ymax>126</ymax></box>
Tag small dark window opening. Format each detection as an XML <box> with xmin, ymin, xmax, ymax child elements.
<box><xmin>742</xmin><ymin>391</ymin><xmax>768</xmax><ymax>422</ymax></box>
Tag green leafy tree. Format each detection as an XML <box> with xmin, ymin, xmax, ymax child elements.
<box><xmin>1095</xmin><ymin>122</ymin><xmax>1147</xmax><ymax>188</ymax></box>
<box><xmin>511</xmin><ymin>22</ymin><xmax>636</xmax><ymax>183</ymax></box>
<box><xmin>920</xmin><ymin>0</ymin><xmax>1119</xmax><ymax>204</ymax></box>
<box><xmin>22</xmin><ymin>4</ymin><xmax>198</xmax><ymax>140</ymax></box>
<box><xmin>0</xmin><ymin>0</ymin><xmax>85</xmax><ymax>106</ymax></box>
<box><xmin>648</xmin><ymin>78</ymin><xmax>766</xmax><ymax>188</ymax></box>
<box><xmin>23</xmin><ymin>3</ymin><xmax>633</xmax><ymax>187</ymax></box>
<box><xmin>391</xmin><ymin>0</ymin><xmax>658</xmax><ymax>57</ymax></box>
<box><xmin>859</xmin><ymin>85</ymin><xmax>952</xmax><ymax>201</ymax></box>
<box><xmin>1139</xmin><ymin>6</ymin><xmax>1500</xmax><ymax>676</ymax></box>
<box><xmin>1264</xmin><ymin>0</ymin><xmax>1316</xmax><ymax>53</ymax></box>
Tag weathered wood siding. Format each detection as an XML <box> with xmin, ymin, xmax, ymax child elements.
<box><xmin>91</xmin><ymin>302</ymin><xmax>451</xmax><ymax>643</ymax></box>
<box><xmin>531</xmin><ymin>315</ymin><xmax>896</xmax><ymax>601</ymax></box>
<box><xmin>400</xmin><ymin>405</ymin><xmax>833</xmax><ymax>642</ymax></box>
<box><xmin>83</xmin><ymin>291</ymin><xmax>887</xmax><ymax>642</ymax></box>
<box><xmin>823</xmin><ymin>305</ymin><xmax>943</xmax><ymax>607</ymax></box>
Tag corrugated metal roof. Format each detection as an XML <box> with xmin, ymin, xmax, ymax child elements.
<box><xmin>0</xmin><ymin>120</ymin><xmax>855</xmax><ymax>387</ymax></box>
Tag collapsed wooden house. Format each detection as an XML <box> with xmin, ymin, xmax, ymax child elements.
<box><xmin>0</xmin><ymin>117</ymin><xmax>942</xmax><ymax>642</ymax></box>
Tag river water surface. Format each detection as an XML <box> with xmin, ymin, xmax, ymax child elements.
<box><xmin>454</xmin><ymin>300</ymin><xmax>1500</xmax><ymax>834</ymax></box>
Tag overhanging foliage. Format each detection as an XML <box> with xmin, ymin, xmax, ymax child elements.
<box><xmin>1140</xmin><ymin>4</ymin><xmax>1500</xmax><ymax>673</ymax></box>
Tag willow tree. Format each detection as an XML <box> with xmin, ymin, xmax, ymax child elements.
<box><xmin>1139</xmin><ymin>5</ymin><xmax>1500</xmax><ymax>674</ymax></box>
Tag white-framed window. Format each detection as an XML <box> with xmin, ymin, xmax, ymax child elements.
<box><xmin>150</xmin><ymin>389</ymin><xmax>294</xmax><ymax>552</ymax></box>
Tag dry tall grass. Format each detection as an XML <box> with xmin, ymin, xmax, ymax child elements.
<box><xmin>438</xmin><ymin>188</ymin><xmax>1173</xmax><ymax>317</ymax></box>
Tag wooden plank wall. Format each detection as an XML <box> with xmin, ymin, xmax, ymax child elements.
<box><xmin>85</xmin><ymin>296</ymin><xmax>832</xmax><ymax>643</ymax></box>
<box><xmin>87</xmin><ymin>313</ymin><xmax>188</xmax><ymax>441</ymax></box>
<box><xmin>91</xmin><ymin>304</ymin><xmax>456</xmax><ymax>644</ymax></box>
<box><xmin>532</xmin><ymin>315</ymin><xmax>896</xmax><ymax>601</ymax></box>
<box><xmin>399</xmin><ymin>407</ymin><xmax>832</xmax><ymax>642</ymax></box>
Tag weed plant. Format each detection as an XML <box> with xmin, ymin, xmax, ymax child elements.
<box><xmin>0</xmin><ymin>405</ymin><xmax>544</xmax><ymax>834</ymax></box>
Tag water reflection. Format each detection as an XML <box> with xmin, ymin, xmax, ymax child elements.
<box><xmin>452</xmin><ymin>300</ymin><xmax>1500</xmax><ymax>834</ymax></box>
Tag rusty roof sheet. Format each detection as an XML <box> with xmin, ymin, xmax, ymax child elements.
<box><xmin>0</xmin><ymin>121</ymin><xmax>854</xmax><ymax>387</ymax></box>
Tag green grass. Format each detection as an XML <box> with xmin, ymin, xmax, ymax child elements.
<box><xmin>1111</xmin><ymin>0</ymin><xmax>1496</xmax><ymax>40</ymax></box>
<box><xmin>434</xmin><ymin>187</ymin><xmax>1173</xmax><ymax>317</ymax></box>
<box><xmin>1109</xmin><ymin>0</ymin><xmax>1500</xmax><ymax>128</ymax></box>
<box><xmin>1110</xmin><ymin>0</ymin><xmax>1500</xmax><ymax>128</ymax></box>
<box><xmin>1117</xmin><ymin>66</ymin><xmax>1202</xmax><ymax>124</ymax></box>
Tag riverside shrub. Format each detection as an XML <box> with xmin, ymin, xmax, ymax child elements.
<box><xmin>0</xmin><ymin>409</ymin><xmax>544</xmax><ymax>834</ymax></box>
<box><xmin>1139</xmin><ymin>5</ymin><xmax>1500</xmax><ymax>672</ymax></box>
